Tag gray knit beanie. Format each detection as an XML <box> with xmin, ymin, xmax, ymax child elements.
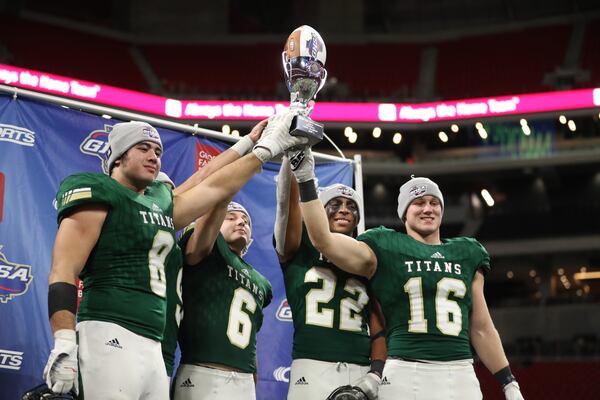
<box><xmin>105</xmin><ymin>121</ymin><xmax>162</xmax><ymax>173</ymax></box>
<box><xmin>397</xmin><ymin>176</ymin><xmax>444</xmax><ymax>223</ymax></box>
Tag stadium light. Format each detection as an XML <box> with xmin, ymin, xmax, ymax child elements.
<box><xmin>529</xmin><ymin>269</ymin><xmax>537</xmax><ymax>277</ymax></box>
<box><xmin>520</xmin><ymin>118</ymin><xmax>528</xmax><ymax>126</ymax></box>
<box><xmin>348</xmin><ymin>132</ymin><xmax>358</xmax><ymax>143</ymax></box>
<box><xmin>222</xmin><ymin>124</ymin><xmax>231</xmax><ymax>135</ymax></box>
<box><xmin>480</xmin><ymin>189</ymin><xmax>494</xmax><ymax>206</ymax></box>
<box><xmin>475</xmin><ymin>122</ymin><xmax>483</xmax><ymax>130</ymax></box>
<box><xmin>438</xmin><ymin>131</ymin><xmax>448</xmax><ymax>142</ymax></box>
<box><xmin>478</xmin><ymin>128</ymin><xmax>488</xmax><ymax>139</ymax></box>
<box><xmin>522</xmin><ymin>125</ymin><xmax>531</xmax><ymax>136</ymax></box>
<box><xmin>344</xmin><ymin>126</ymin><xmax>353</xmax><ymax>137</ymax></box>
<box><xmin>573</xmin><ymin>271</ymin><xmax>600</xmax><ymax>280</ymax></box>
<box><xmin>559</xmin><ymin>115</ymin><xmax>567</xmax><ymax>124</ymax></box>
<box><xmin>450</xmin><ymin>124</ymin><xmax>459</xmax><ymax>133</ymax></box>
<box><xmin>372</xmin><ymin>127</ymin><xmax>382</xmax><ymax>138</ymax></box>
<box><xmin>231</xmin><ymin>130</ymin><xmax>240</xmax><ymax>137</ymax></box>
<box><xmin>393</xmin><ymin>132</ymin><xmax>402</xmax><ymax>144</ymax></box>
<box><xmin>567</xmin><ymin>120</ymin><xmax>576</xmax><ymax>131</ymax></box>
<box><xmin>101</xmin><ymin>114</ymin><xmax>112</xmax><ymax>119</ymax></box>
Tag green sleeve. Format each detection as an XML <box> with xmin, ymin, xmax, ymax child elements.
<box><xmin>55</xmin><ymin>173</ymin><xmax>114</xmax><ymax>223</ymax></box>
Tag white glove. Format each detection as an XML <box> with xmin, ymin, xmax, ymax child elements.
<box><xmin>353</xmin><ymin>372</ymin><xmax>381</xmax><ymax>400</ymax></box>
<box><xmin>252</xmin><ymin>112</ymin><xmax>308</xmax><ymax>163</ymax></box>
<box><xmin>43</xmin><ymin>329</ymin><xmax>78</xmax><ymax>394</ymax></box>
<box><xmin>503</xmin><ymin>381</ymin><xmax>524</xmax><ymax>400</ymax></box>
<box><xmin>287</xmin><ymin>146</ymin><xmax>315</xmax><ymax>183</ymax></box>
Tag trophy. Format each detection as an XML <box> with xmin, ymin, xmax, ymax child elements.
<box><xmin>282</xmin><ymin>25</ymin><xmax>327</xmax><ymax>146</ymax></box>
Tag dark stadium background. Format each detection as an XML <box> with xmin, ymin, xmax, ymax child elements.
<box><xmin>1</xmin><ymin>0</ymin><xmax>599</xmax><ymax>398</ymax></box>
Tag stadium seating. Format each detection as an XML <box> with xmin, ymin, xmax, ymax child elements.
<box><xmin>435</xmin><ymin>25</ymin><xmax>571</xmax><ymax>99</ymax></box>
<box><xmin>0</xmin><ymin>16</ymin><xmax>147</xmax><ymax>91</ymax></box>
<box><xmin>580</xmin><ymin>18</ymin><xmax>600</xmax><ymax>86</ymax></box>
<box><xmin>476</xmin><ymin>361</ymin><xmax>600</xmax><ymax>400</ymax></box>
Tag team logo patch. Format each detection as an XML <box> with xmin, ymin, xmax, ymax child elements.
<box><xmin>0</xmin><ymin>123</ymin><xmax>36</xmax><ymax>147</ymax></box>
<box><xmin>336</xmin><ymin>186</ymin><xmax>354</xmax><ymax>197</ymax></box>
<box><xmin>0</xmin><ymin>348</ymin><xmax>23</xmax><ymax>370</ymax></box>
<box><xmin>273</xmin><ymin>366</ymin><xmax>290</xmax><ymax>383</ymax></box>
<box><xmin>409</xmin><ymin>184</ymin><xmax>427</xmax><ymax>198</ymax></box>
<box><xmin>276</xmin><ymin>298</ymin><xmax>292</xmax><ymax>321</ymax></box>
<box><xmin>0</xmin><ymin>246</ymin><xmax>33</xmax><ymax>303</ymax></box>
<box><xmin>142</xmin><ymin>126</ymin><xmax>160</xmax><ymax>140</ymax></box>
<box><xmin>80</xmin><ymin>125</ymin><xmax>112</xmax><ymax>173</ymax></box>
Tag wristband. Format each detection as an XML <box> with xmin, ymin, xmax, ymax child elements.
<box><xmin>230</xmin><ymin>136</ymin><xmax>254</xmax><ymax>156</ymax></box>
<box><xmin>298</xmin><ymin>180</ymin><xmax>318</xmax><ymax>202</ymax></box>
<box><xmin>48</xmin><ymin>282</ymin><xmax>78</xmax><ymax>318</ymax></box>
<box><xmin>494</xmin><ymin>365</ymin><xmax>516</xmax><ymax>386</ymax></box>
<box><xmin>369</xmin><ymin>359</ymin><xmax>385</xmax><ymax>378</ymax></box>
<box><xmin>370</xmin><ymin>330</ymin><xmax>386</xmax><ymax>342</ymax></box>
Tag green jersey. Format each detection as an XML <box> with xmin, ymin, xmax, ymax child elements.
<box><xmin>283</xmin><ymin>229</ymin><xmax>371</xmax><ymax>365</ymax></box>
<box><xmin>161</xmin><ymin>244</ymin><xmax>183</xmax><ymax>376</ymax></box>
<box><xmin>178</xmin><ymin>230</ymin><xmax>272</xmax><ymax>373</ymax></box>
<box><xmin>357</xmin><ymin>227</ymin><xmax>490</xmax><ymax>361</ymax></box>
<box><xmin>56</xmin><ymin>173</ymin><xmax>176</xmax><ymax>341</ymax></box>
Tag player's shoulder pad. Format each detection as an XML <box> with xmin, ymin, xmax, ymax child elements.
<box><xmin>56</xmin><ymin>173</ymin><xmax>114</xmax><ymax>216</ymax></box>
<box><xmin>451</xmin><ymin>236</ymin><xmax>489</xmax><ymax>255</ymax></box>
<box><xmin>357</xmin><ymin>225</ymin><xmax>393</xmax><ymax>239</ymax></box>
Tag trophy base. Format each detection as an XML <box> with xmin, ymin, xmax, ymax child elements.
<box><xmin>290</xmin><ymin>115</ymin><xmax>324</xmax><ymax>146</ymax></box>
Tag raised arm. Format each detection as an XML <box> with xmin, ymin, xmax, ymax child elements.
<box><xmin>183</xmin><ymin>201</ymin><xmax>229</xmax><ymax>266</ymax></box>
<box><xmin>172</xmin><ymin>112</ymin><xmax>308</xmax><ymax>230</ymax></box>
<box><xmin>299</xmin><ymin>198</ymin><xmax>375</xmax><ymax>278</ymax></box>
<box><xmin>274</xmin><ymin>155</ymin><xmax>303</xmax><ymax>263</ymax></box>
<box><xmin>286</xmin><ymin>148</ymin><xmax>376</xmax><ymax>278</ymax></box>
<box><xmin>470</xmin><ymin>271</ymin><xmax>524</xmax><ymax>400</ymax></box>
<box><xmin>174</xmin><ymin>120</ymin><xmax>267</xmax><ymax>196</ymax></box>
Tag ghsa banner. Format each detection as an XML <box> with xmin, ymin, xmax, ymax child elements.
<box><xmin>0</xmin><ymin>93</ymin><xmax>353</xmax><ymax>400</ymax></box>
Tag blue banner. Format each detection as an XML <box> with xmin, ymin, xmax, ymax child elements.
<box><xmin>0</xmin><ymin>94</ymin><xmax>352</xmax><ymax>399</ymax></box>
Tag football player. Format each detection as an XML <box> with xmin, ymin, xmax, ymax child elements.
<box><xmin>44</xmin><ymin>113</ymin><xmax>305</xmax><ymax>398</ymax></box>
<box><xmin>281</xmin><ymin>137</ymin><xmax>525</xmax><ymax>400</ymax></box>
<box><xmin>173</xmin><ymin>200</ymin><xmax>272</xmax><ymax>400</ymax></box>
<box><xmin>159</xmin><ymin>120</ymin><xmax>267</xmax><ymax>382</ymax></box>
<box><xmin>273</xmin><ymin>149</ymin><xmax>386</xmax><ymax>400</ymax></box>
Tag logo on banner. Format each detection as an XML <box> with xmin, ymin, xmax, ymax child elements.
<box><xmin>196</xmin><ymin>143</ymin><xmax>222</xmax><ymax>170</ymax></box>
<box><xmin>273</xmin><ymin>366</ymin><xmax>290</xmax><ymax>383</ymax></box>
<box><xmin>276</xmin><ymin>298</ymin><xmax>292</xmax><ymax>321</ymax></box>
<box><xmin>80</xmin><ymin>125</ymin><xmax>112</xmax><ymax>173</ymax></box>
<box><xmin>0</xmin><ymin>348</ymin><xmax>23</xmax><ymax>370</ymax></box>
<box><xmin>0</xmin><ymin>123</ymin><xmax>36</xmax><ymax>147</ymax></box>
<box><xmin>0</xmin><ymin>246</ymin><xmax>33</xmax><ymax>304</ymax></box>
